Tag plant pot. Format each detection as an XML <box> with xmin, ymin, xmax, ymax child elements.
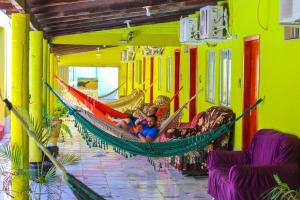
<box><xmin>47</xmin><ymin>119</ymin><xmax>62</xmax><ymax>147</ymax></box>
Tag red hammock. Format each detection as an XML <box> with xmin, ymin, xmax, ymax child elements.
<box><xmin>56</xmin><ymin>76</ymin><xmax>183</xmax><ymax>121</ymax></box>
<box><xmin>55</xmin><ymin>76</ymin><xmax>129</xmax><ymax>119</ymax></box>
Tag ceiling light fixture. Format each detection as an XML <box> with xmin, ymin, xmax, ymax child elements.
<box><xmin>143</xmin><ymin>6</ymin><xmax>151</xmax><ymax>17</ymax></box>
<box><xmin>96</xmin><ymin>47</ymin><xmax>101</xmax><ymax>57</ymax></box>
<box><xmin>124</xmin><ymin>20</ymin><xmax>131</xmax><ymax>28</ymax></box>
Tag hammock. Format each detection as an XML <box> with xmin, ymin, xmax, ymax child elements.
<box><xmin>56</xmin><ymin>76</ymin><xmax>181</xmax><ymax>120</ymax></box>
<box><xmin>45</xmin><ymin>82</ymin><xmax>264</xmax><ymax>157</ymax></box>
<box><xmin>55</xmin><ymin>76</ymin><xmax>129</xmax><ymax>119</ymax></box>
<box><xmin>98</xmin><ymin>81</ymin><xmax>125</xmax><ymax>99</ymax></box>
<box><xmin>104</xmin><ymin>80</ymin><xmax>157</xmax><ymax>108</ymax></box>
<box><xmin>0</xmin><ymin>98</ymin><xmax>105</xmax><ymax>200</ymax></box>
<box><xmin>156</xmin><ymin>86</ymin><xmax>183</xmax><ymax>118</ymax></box>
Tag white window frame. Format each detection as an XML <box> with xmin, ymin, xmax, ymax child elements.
<box><xmin>219</xmin><ymin>49</ymin><xmax>232</xmax><ymax>106</ymax></box>
<box><xmin>166</xmin><ymin>56</ymin><xmax>172</xmax><ymax>92</ymax></box>
<box><xmin>158</xmin><ymin>57</ymin><xmax>163</xmax><ymax>91</ymax></box>
<box><xmin>206</xmin><ymin>50</ymin><xmax>216</xmax><ymax>103</ymax></box>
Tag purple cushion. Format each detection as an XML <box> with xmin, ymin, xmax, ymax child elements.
<box><xmin>208</xmin><ymin>129</ymin><xmax>300</xmax><ymax>200</ymax></box>
<box><xmin>249</xmin><ymin>129</ymin><xmax>300</xmax><ymax>165</ymax></box>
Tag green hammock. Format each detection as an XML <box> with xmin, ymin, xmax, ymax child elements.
<box><xmin>45</xmin><ymin>82</ymin><xmax>263</xmax><ymax>157</ymax></box>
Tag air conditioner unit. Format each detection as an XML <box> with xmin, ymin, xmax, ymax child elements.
<box><xmin>120</xmin><ymin>50</ymin><xmax>127</xmax><ymax>62</ymax></box>
<box><xmin>179</xmin><ymin>17</ymin><xmax>199</xmax><ymax>43</ymax></box>
<box><xmin>127</xmin><ymin>50</ymin><xmax>135</xmax><ymax>61</ymax></box>
<box><xmin>200</xmin><ymin>5</ymin><xmax>225</xmax><ymax>39</ymax></box>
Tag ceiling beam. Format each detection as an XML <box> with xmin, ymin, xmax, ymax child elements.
<box><xmin>29</xmin><ymin>0</ymin><xmax>175</xmax><ymax>14</ymax></box>
<box><xmin>38</xmin><ymin>0</ymin><xmax>216</xmax><ymax>28</ymax></box>
<box><xmin>42</xmin><ymin>5</ymin><xmax>203</xmax><ymax>31</ymax></box>
<box><xmin>45</xmin><ymin>15</ymin><xmax>181</xmax><ymax>37</ymax></box>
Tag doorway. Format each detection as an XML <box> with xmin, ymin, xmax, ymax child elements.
<box><xmin>150</xmin><ymin>57</ymin><xmax>154</xmax><ymax>103</ymax></box>
<box><xmin>174</xmin><ymin>50</ymin><xmax>180</xmax><ymax>112</ymax></box>
<box><xmin>243</xmin><ymin>36</ymin><xmax>260</xmax><ymax>150</ymax></box>
<box><xmin>189</xmin><ymin>48</ymin><xmax>197</xmax><ymax>121</ymax></box>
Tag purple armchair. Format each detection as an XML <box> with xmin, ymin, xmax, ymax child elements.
<box><xmin>207</xmin><ymin>129</ymin><xmax>300</xmax><ymax>200</ymax></box>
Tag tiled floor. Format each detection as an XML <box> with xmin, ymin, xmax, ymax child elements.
<box><xmin>0</xmin><ymin>120</ymin><xmax>212</xmax><ymax>200</ymax></box>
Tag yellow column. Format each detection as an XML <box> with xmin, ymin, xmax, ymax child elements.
<box><xmin>53</xmin><ymin>56</ymin><xmax>58</xmax><ymax>105</ymax></box>
<box><xmin>42</xmin><ymin>39</ymin><xmax>48</xmax><ymax>110</ymax></box>
<box><xmin>0</xmin><ymin>28</ymin><xmax>5</xmax><ymax>123</ymax></box>
<box><xmin>11</xmin><ymin>13</ymin><xmax>30</xmax><ymax>200</ymax></box>
<box><xmin>46</xmin><ymin>47</ymin><xmax>50</xmax><ymax>113</ymax></box>
<box><xmin>29</xmin><ymin>31</ymin><xmax>43</xmax><ymax>163</ymax></box>
<box><xmin>49</xmin><ymin>53</ymin><xmax>54</xmax><ymax>114</ymax></box>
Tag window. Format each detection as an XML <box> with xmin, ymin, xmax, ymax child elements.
<box><xmin>166</xmin><ymin>56</ymin><xmax>172</xmax><ymax>92</ymax></box>
<box><xmin>158</xmin><ymin>57</ymin><xmax>162</xmax><ymax>90</ymax></box>
<box><xmin>206</xmin><ymin>51</ymin><xmax>216</xmax><ymax>103</ymax></box>
<box><xmin>220</xmin><ymin>49</ymin><xmax>232</xmax><ymax>106</ymax></box>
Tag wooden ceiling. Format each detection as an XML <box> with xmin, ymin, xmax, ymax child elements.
<box><xmin>26</xmin><ymin>0</ymin><xmax>217</xmax><ymax>38</ymax></box>
<box><xmin>1</xmin><ymin>0</ymin><xmax>217</xmax><ymax>55</ymax></box>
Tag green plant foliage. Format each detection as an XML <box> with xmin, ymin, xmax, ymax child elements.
<box><xmin>53</xmin><ymin>102</ymin><xmax>68</xmax><ymax>118</ymax></box>
<box><xmin>58</xmin><ymin>153</ymin><xmax>80</xmax><ymax>166</ymax></box>
<box><xmin>42</xmin><ymin>106</ymin><xmax>72</xmax><ymax>144</ymax></box>
<box><xmin>0</xmin><ymin>111</ymin><xmax>79</xmax><ymax>200</ymax></box>
<box><xmin>261</xmin><ymin>175</ymin><xmax>300</xmax><ymax>200</ymax></box>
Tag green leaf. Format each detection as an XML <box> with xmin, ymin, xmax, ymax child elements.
<box><xmin>58</xmin><ymin>153</ymin><xmax>79</xmax><ymax>166</ymax></box>
<box><xmin>59</xmin><ymin>123</ymin><xmax>72</xmax><ymax>138</ymax></box>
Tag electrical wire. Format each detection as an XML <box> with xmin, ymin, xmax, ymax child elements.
<box><xmin>257</xmin><ymin>0</ymin><xmax>269</xmax><ymax>31</ymax></box>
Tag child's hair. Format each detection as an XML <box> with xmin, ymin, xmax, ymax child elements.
<box><xmin>147</xmin><ymin>114</ymin><xmax>157</xmax><ymax>122</ymax></box>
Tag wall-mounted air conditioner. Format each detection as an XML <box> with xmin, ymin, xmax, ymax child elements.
<box><xmin>280</xmin><ymin>0</ymin><xmax>300</xmax><ymax>25</ymax></box>
<box><xmin>121</xmin><ymin>50</ymin><xmax>127</xmax><ymax>62</ymax></box>
<box><xmin>127</xmin><ymin>50</ymin><xmax>135</xmax><ymax>61</ymax></box>
<box><xmin>179</xmin><ymin>16</ymin><xmax>199</xmax><ymax>43</ymax></box>
<box><xmin>200</xmin><ymin>5</ymin><xmax>225</xmax><ymax>39</ymax></box>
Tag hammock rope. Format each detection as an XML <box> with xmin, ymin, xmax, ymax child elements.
<box><xmin>57</xmin><ymin>76</ymin><xmax>180</xmax><ymax>121</ymax></box>
<box><xmin>45</xmin><ymin>82</ymin><xmax>264</xmax><ymax>157</ymax></box>
<box><xmin>98</xmin><ymin>81</ymin><xmax>125</xmax><ymax>99</ymax></box>
<box><xmin>56</xmin><ymin>76</ymin><xmax>129</xmax><ymax>119</ymax></box>
<box><xmin>0</xmin><ymin>97</ymin><xmax>105</xmax><ymax>200</ymax></box>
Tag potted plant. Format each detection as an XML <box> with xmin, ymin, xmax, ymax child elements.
<box><xmin>0</xmin><ymin>113</ymin><xmax>79</xmax><ymax>200</ymax></box>
<box><xmin>261</xmin><ymin>175</ymin><xmax>300</xmax><ymax>200</ymax></box>
<box><xmin>43</xmin><ymin>102</ymin><xmax>72</xmax><ymax>159</ymax></box>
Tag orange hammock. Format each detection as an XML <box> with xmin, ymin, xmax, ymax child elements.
<box><xmin>155</xmin><ymin>86</ymin><xmax>183</xmax><ymax>118</ymax></box>
<box><xmin>56</xmin><ymin>76</ymin><xmax>183</xmax><ymax>120</ymax></box>
<box><xmin>56</xmin><ymin>76</ymin><xmax>129</xmax><ymax>119</ymax></box>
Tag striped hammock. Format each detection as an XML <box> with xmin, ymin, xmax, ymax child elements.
<box><xmin>56</xmin><ymin>76</ymin><xmax>182</xmax><ymax>121</ymax></box>
<box><xmin>46</xmin><ymin>82</ymin><xmax>263</xmax><ymax>157</ymax></box>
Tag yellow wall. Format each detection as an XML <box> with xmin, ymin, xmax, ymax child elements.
<box><xmin>52</xmin><ymin>22</ymin><xmax>180</xmax><ymax>47</ymax></box>
<box><xmin>58</xmin><ymin>46</ymin><xmax>126</xmax><ymax>67</ymax></box>
<box><xmin>0</xmin><ymin>28</ymin><xmax>4</xmax><ymax>123</ymax></box>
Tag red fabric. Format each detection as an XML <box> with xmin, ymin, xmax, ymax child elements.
<box><xmin>155</xmin><ymin>86</ymin><xmax>183</xmax><ymax>118</ymax></box>
<box><xmin>55</xmin><ymin>77</ymin><xmax>128</xmax><ymax>125</ymax></box>
<box><xmin>0</xmin><ymin>124</ymin><xmax>4</xmax><ymax>140</ymax></box>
